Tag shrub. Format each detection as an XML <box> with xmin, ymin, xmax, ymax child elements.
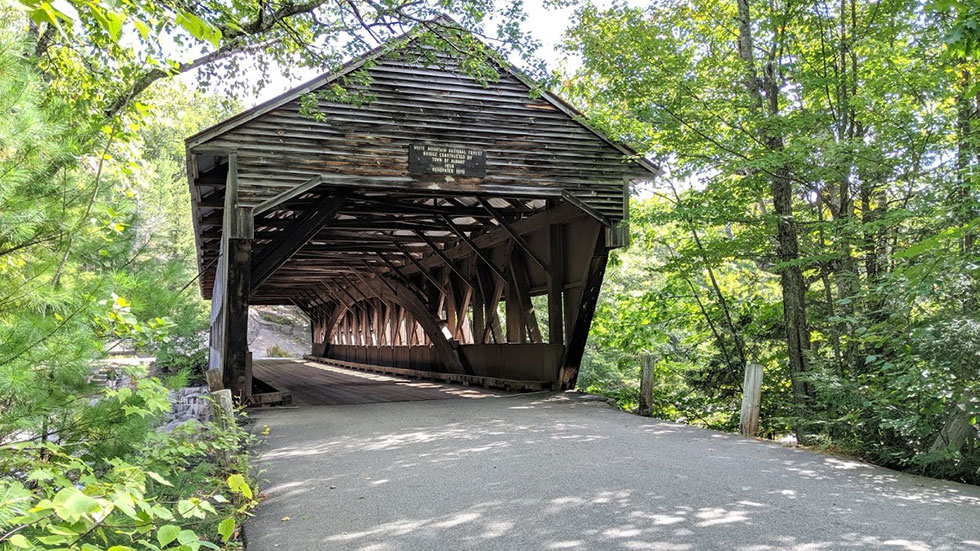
<box><xmin>0</xmin><ymin>371</ymin><xmax>259</xmax><ymax>550</ymax></box>
<box><xmin>266</xmin><ymin>345</ymin><xmax>290</xmax><ymax>358</ymax></box>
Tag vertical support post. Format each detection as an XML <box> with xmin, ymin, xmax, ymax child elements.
<box><xmin>739</xmin><ymin>363</ymin><xmax>764</xmax><ymax>437</ymax></box>
<box><xmin>311</xmin><ymin>303</ymin><xmax>333</xmax><ymax>357</ymax></box>
<box><xmin>387</xmin><ymin>301</ymin><xmax>394</xmax><ymax>346</ymax></box>
<box><xmin>559</xmin><ymin>225</ymin><xmax>609</xmax><ymax>389</ymax></box>
<box><xmin>222</xmin><ymin>239</ymin><xmax>250</xmax><ymax>395</ymax></box>
<box><xmin>445</xmin><ymin>270</ymin><xmax>459</xmax><ymax>339</ymax></box>
<box><xmin>457</xmin><ymin>284</ymin><xmax>473</xmax><ymax>342</ymax></box>
<box><xmin>209</xmin><ymin>388</ymin><xmax>235</xmax><ymax>467</ymax></box>
<box><xmin>309</xmin><ymin>305</ymin><xmax>318</xmax><ymax>350</ymax></box>
<box><xmin>404</xmin><ymin>311</ymin><xmax>414</xmax><ymax>346</ymax></box>
<box><xmin>372</xmin><ymin>298</ymin><xmax>382</xmax><ymax>345</ymax></box>
<box><xmin>638</xmin><ymin>354</ymin><xmax>656</xmax><ymax>417</ymax></box>
<box><xmin>505</xmin><ymin>278</ymin><xmax>524</xmax><ymax>343</ymax></box>
<box><xmin>548</xmin><ymin>212</ymin><xmax>565</xmax><ymax>346</ymax></box>
<box><xmin>243</xmin><ymin>352</ymin><xmax>253</xmax><ymax>401</ymax></box>
<box><xmin>509</xmin><ymin>248</ymin><xmax>542</xmax><ymax>343</ymax></box>
<box><xmin>361</xmin><ymin>308</ymin><xmax>369</xmax><ymax>345</ymax></box>
<box><xmin>206</xmin><ymin>154</ymin><xmax>253</xmax><ymax>400</ymax></box>
<box><xmin>472</xmin><ymin>260</ymin><xmax>486</xmax><ymax>342</ymax></box>
<box><xmin>928</xmin><ymin>391</ymin><xmax>977</xmax><ymax>455</ymax></box>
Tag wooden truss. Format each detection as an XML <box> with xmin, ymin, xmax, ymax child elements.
<box><xmin>203</xmin><ymin>154</ymin><xmax>620</xmax><ymax>397</ymax></box>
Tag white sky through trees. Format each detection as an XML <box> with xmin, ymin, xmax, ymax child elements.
<box><xmin>183</xmin><ymin>1</ymin><xmax>618</xmax><ymax>109</ymax></box>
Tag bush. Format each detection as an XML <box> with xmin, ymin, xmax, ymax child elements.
<box><xmin>259</xmin><ymin>312</ymin><xmax>295</xmax><ymax>326</ymax></box>
<box><xmin>0</xmin><ymin>369</ymin><xmax>259</xmax><ymax>550</ymax></box>
<box><xmin>265</xmin><ymin>345</ymin><xmax>290</xmax><ymax>358</ymax></box>
<box><xmin>156</xmin><ymin>345</ymin><xmax>208</xmax><ymax>385</ymax></box>
<box><xmin>152</xmin><ymin>301</ymin><xmax>209</xmax><ymax>385</ymax></box>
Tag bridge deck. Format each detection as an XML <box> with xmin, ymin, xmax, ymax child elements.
<box><xmin>251</xmin><ymin>359</ymin><xmax>505</xmax><ymax>406</ymax></box>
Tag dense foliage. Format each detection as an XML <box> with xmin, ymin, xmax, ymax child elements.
<box><xmin>0</xmin><ymin>6</ymin><xmax>259</xmax><ymax>547</ymax></box>
<box><xmin>1</xmin><ymin>1</ymin><xmax>545</xmax><ymax>549</ymax></box>
<box><xmin>566</xmin><ymin>0</ymin><xmax>979</xmax><ymax>483</ymax></box>
<box><xmin>1</xmin><ymin>389</ymin><xmax>258</xmax><ymax>551</ymax></box>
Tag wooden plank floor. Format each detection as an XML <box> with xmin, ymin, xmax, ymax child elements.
<box><xmin>251</xmin><ymin>359</ymin><xmax>507</xmax><ymax>406</ymax></box>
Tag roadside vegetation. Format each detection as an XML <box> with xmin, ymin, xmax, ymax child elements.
<box><xmin>567</xmin><ymin>1</ymin><xmax>980</xmax><ymax>484</ymax></box>
<box><xmin>264</xmin><ymin>346</ymin><xmax>291</xmax><ymax>359</ymax></box>
<box><xmin>0</xmin><ymin>6</ymin><xmax>261</xmax><ymax>547</ymax></box>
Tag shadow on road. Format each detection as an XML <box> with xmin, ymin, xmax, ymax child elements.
<box><xmin>246</xmin><ymin>393</ymin><xmax>980</xmax><ymax>551</ymax></box>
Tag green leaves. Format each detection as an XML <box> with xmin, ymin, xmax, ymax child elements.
<box><xmin>155</xmin><ymin>526</ymin><xmax>200</xmax><ymax>549</ymax></box>
<box><xmin>20</xmin><ymin>1</ymin><xmax>73</xmax><ymax>34</ymax></box>
<box><xmin>177</xmin><ymin>529</ymin><xmax>198</xmax><ymax>545</ymax></box>
<box><xmin>177</xmin><ymin>498</ymin><xmax>207</xmax><ymax>519</ymax></box>
<box><xmin>7</xmin><ymin>534</ymin><xmax>31</xmax><ymax>548</ymax></box>
<box><xmin>176</xmin><ymin>10</ymin><xmax>222</xmax><ymax>49</ymax></box>
<box><xmin>565</xmin><ymin>0</ymin><xmax>980</xmax><ymax>483</ymax></box>
<box><xmin>894</xmin><ymin>219</ymin><xmax>980</xmax><ymax>259</ymax></box>
<box><xmin>145</xmin><ymin>470</ymin><xmax>172</xmax><ymax>487</ymax></box>
<box><xmin>157</xmin><ymin>524</ymin><xmax>180</xmax><ymax>547</ymax></box>
<box><xmin>86</xmin><ymin>2</ymin><xmax>125</xmax><ymax>41</ymax></box>
<box><xmin>226</xmin><ymin>473</ymin><xmax>253</xmax><ymax>499</ymax></box>
<box><xmin>933</xmin><ymin>0</ymin><xmax>980</xmax><ymax>58</ymax></box>
<box><xmin>217</xmin><ymin>517</ymin><xmax>235</xmax><ymax>542</ymax></box>
<box><xmin>0</xmin><ymin>16</ymin><xmax>267</xmax><ymax>551</ymax></box>
<box><xmin>52</xmin><ymin>487</ymin><xmax>102</xmax><ymax>522</ymax></box>
<box><xmin>3</xmin><ymin>433</ymin><xmax>253</xmax><ymax>550</ymax></box>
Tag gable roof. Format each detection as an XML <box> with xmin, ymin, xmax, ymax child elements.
<box><xmin>185</xmin><ymin>16</ymin><xmax>660</xmax><ymax>177</ymax></box>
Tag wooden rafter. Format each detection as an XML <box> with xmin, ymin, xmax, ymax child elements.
<box><xmin>509</xmin><ymin>248</ymin><xmax>542</xmax><ymax>343</ymax></box>
<box><xmin>375</xmin><ymin>252</ymin><xmax>429</xmax><ymax>305</ymax></box>
<box><xmin>250</xmin><ymin>191</ymin><xmax>347</xmax><ymax>293</ymax></box>
<box><xmin>413</xmin><ymin>230</ymin><xmax>470</xmax><ymax>285</ymax></box>
<box><xmin>393</xmin><ymin>242</ymin><xmax>444</xmax><ymax>292</ymax></box>
<box><xmin>478</xmin><ymin>197</ymin><xmax>548</xmax><ymax>272</ymax></box>
<box><xmin>439</xmin><ymin>214</ymin><xmax>506</xmax><ymax>281</ymax></box>
<box><xmin>252</xmin><ymin>176</ymin><xmax>322</xmax><ymax>215</ymax></box>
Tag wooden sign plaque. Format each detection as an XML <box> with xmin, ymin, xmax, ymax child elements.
<box><xmin>408</xmin><ymin>143</ymin><xmax>486</xmax><ymax>177</ymax></box>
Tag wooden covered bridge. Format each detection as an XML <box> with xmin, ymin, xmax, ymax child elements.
<box><xmin>186</xmin><ymin>22</ymin><xmax>658</xmax><ymax>400</ymax></box>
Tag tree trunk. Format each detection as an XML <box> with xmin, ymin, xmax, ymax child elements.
<box><xmin>956</xmin><ymin>66</ymin><xmax>978</xmax><ymax>312</ymax></box>
<box><xmin>736</xmin><ymin>0</ymin><xmax>815</xmax><ymax>432</ymax></box>
<box><xmin>638</xmin><ymin>354</ymin><xmax>656</xmax><ymax>417</ymax></box>
<box><xmin>770</xmin><ymin>166</ymin><xmax>815</xmax><ymax>408</ymax></box>
<box><xmin>819</xmin><ymin>0</ymin><xmax>866</xmax><ymax>375</ymax></box>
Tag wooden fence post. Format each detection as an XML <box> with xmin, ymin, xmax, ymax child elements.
<box><xmin>210</xmin><ymin>389</ymin><xmax>235</xmax><ymax>468</ymax></box>
<box><xmin>242</xmin><ymin>352</ymin><xmax>253</xmax><ymax>401</ymax></box>
<box><xmin>929</xmin><ymin>392</ymin><xmax>977</xmax><ymax>456</ymax></box>
<box><xmin>638</xmin><ymin>354</ymin><xmax>656</xmax><ymax>417</ymax></box>
<box><xmin>205</xmin><ymin>369</ymin><xmax>222</xmax><ymax>391</ymax></box>
<box><xmin>739</xmin><ymin>363</ymin><xmax>763</xmax><ymax>437</ymax></box>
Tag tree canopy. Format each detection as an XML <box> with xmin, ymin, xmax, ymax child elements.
<box><xmin>564</xmin><ymin>0</ymin><xmax>978</xmax><ymax>482</ymax></box>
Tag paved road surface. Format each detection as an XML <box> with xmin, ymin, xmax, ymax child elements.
<box><xmin>246</xmin><ymin>385</ymin><xmax>980</xmax><ymax>550</ymax></box>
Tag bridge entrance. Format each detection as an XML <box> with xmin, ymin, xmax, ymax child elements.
<box><xmin>186</xmin><ymin>20</ymin><xmax>658</xmax><ymax>400</ymax></box>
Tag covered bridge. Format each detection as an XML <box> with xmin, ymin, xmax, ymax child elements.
<box><xmin>186</xmin><ymin>22</ymin><xmax>659</xmax><ymax>399</ymax></box>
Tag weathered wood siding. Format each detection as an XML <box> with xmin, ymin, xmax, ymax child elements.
<box><xmin>189</xmin><ymin>46</ymin><xmax>646</xmax><ymax>219</ymax></box>
<box><xmin>323</xmin><ymin>343</ymin><xmax>562</xmax><ymax>382</ymax></box>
